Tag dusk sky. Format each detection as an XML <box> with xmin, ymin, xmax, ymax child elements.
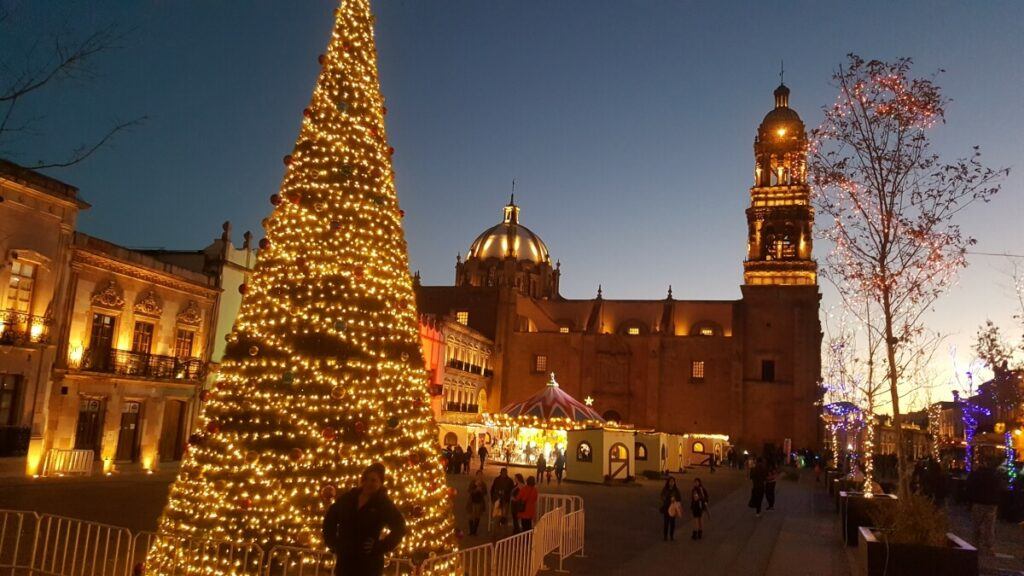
<box><xmin>7</xmin><ymin>1</ymin><xmax>1023</xmax><ymax>406</ymax></box>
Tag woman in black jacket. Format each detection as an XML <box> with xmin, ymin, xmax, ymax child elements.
<box><xmin>659</xmin><ymin>477</ymin><xmax>682</xmax><ymax>541</ymax></box>
<box><xmin>323</xmin><ymin>463</ymin><xmax>407</xmax><ymax>576</ymax></box>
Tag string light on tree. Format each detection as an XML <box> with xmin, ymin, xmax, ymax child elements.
<box><xmin>145</xmin><ymin>1</ymin><xmax>456</xmax><ymax>573</ymax></box>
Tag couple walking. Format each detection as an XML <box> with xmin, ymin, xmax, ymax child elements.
<box><xmin>748</xmin><ymin>458</ymin><xmax>779</xmax><ymax>516</ymax></box>
<box><xmin>660</xmin><ymin>476</ymin><xmax>709</xmax><ymax>541</ymax></box>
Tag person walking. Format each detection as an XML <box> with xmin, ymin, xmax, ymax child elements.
<box><xmin>453</xmin><ymin>444</ymin><xmax>465</xmax><ymax>474</ymax></box>
<box><xmin>478</xmin><ymin>444</ymin><xmax>489</xmax><ymax>472</ymax></box>
<box><xmin>489</xmin><ymin>467</ymin><xmax>515</xmax><ymax>530</ymax></box>
<box><xmin>536</xmin><ymin>453</ymin><xmax>547</xmax><ymax>485</ymax></box>
<box><xmin>554</xmin><ymin>449</ymin><xmax>566</xmax><ymax>484</ymax></box>
<box><xmin>749</xmin><ymin>458</ymin><xmax>767</xmax><ymax>517</ymax></box>
<box><xmin>690</xmin><ymin>478</ymin><xmax>709</xmax><ymax>540</ymax></box>
<box><xmin>765</xmin><ymin>463</ymin><xmax>779</xmax><ymax>511</ymax></box>
<box><xmin>660</xmin><ymin>477</ymin><xmax>682</xmax><ymax>541</ymax></box>
<box><xmin>511</xmin><ymin>474</ymin><xmax>526</xmax><ymax>533</ymax></box>
<box><xmin>322</xmin><ymin>463</ymin><xmax>406</xmax><ymax>576</ymax></box>
<box><xmin>516</xmin><ymin>476</ymin><xmax>539</xmax><ymax>531</ymax></box>
<box><xmin>966</xmin><ymin>460</ymin><xmax>1004</xmax><ymax>555</ymax></box>
<box><xmin>467</xmin><ymin>471</ymin><xmax>488</xmax><ymax>536</ymax></box>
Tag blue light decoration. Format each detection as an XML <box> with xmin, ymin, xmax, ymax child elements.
<box><xmin>1006</xmin><ymin>431</ymin><xmax>1017</xmax><ymax>489</ymax></box>
<box><xmin>954</xmin><ymin>383</ymin><xmax>990</xmax><ymax>473</ymax></box>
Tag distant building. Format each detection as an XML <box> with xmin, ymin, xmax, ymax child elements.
<box><xmin>416</xmin><ymin>84</ymin><xmax>823</xmax><ymax>453</ymax></box>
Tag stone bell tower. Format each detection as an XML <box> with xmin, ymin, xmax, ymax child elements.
<box><xmin>743</xmin><ymin>83</ymin><xmax>817</xmax><ymax>286</ymax></box>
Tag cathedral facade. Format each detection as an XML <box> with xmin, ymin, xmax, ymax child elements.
<box><xmin>416</xmin><ymin>84</ymin><xmax>822</xmax><ymax>453</ymax></box>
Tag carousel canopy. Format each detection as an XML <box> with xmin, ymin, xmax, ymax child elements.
<box><xmin>502</xmin><ymin>373</ymin><xmax>605</xmax><ymax>423</ymax></box>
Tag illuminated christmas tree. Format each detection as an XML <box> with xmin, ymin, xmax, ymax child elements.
<box><xmin>146</xmin><ymin>0</ymin><xmax>456</xmax><ymax>572</ymax></box>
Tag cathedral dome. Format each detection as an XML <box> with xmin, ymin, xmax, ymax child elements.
<box><xmin>758</xmin><ymin>83</ymin><xmax>805</xmax><ymax>141</ymax></box>
<box><xmin>468</xmin><ymin>198</ymin><xmax>549</xmax><ymax>264</ymax></box>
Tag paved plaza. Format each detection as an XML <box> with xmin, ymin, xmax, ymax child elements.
<box><xmin>2</xmin><ymin>463</ymin><xmax>1024</xmax><ymax>575</ymax></box>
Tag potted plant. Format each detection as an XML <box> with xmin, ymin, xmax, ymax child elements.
<box><xmin>839</xmin><ymin>490</ymin><xmax>897</xmax><ymax>546</ymax></box>
<box><xmin>858</xmin><ymin>494</ymin><xmax>978</xmax><ymax>576</ymax></box>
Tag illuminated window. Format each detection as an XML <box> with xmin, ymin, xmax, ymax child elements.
<box><xmin>635</xmin><ymin>442</ymin><xmax>648</xmax><ymax>461</ymax></box>
<box><xmin>627</xmin><ymin>327</ymin><xmax>640</xmax><ymax>335</ymax></box>
<box><xmin>132</xmin><ymin>322</ymin><xmax>154</xmax><ymax>354</ymax></box>
<box><xmin>576</xmin><ymin>441</ymin><xmax>593</xmax><ymax>462</ymax></box>
<box><xmin>691</xmin><ymin>361</ymin><xmax>705</xmax><ymax>382</ymax></box>
<box><xmin>5</xmin><ymin>260</ymin><xmax>35</xmax><ymax>313</ymax></box>
<box><xmin>559</xmin><ymin>326</ymin><xmax>570</xmax><ymax>334</ymax></box>
<box><xmin>174</xmin><ymin>329</ymin><xmax>195</xmax><ymax>359</ymax></box>
<box><xmin>533</xmin><ymin>355</ymin><xmax>547</xmax><ymax>373</ymax></box>
<box><xmin>699</xmin><ymin>327</ymin><xmax>714</xmax><ymax>336</ymax></box>
<box><xmin>692</xmin><ymin>441</ymin><xmax>705</xmax><ymax>453</ymax></box>
<box><xmin>761</xmin><ymin>360</ymin><xmax>776</xmax><ymax>382</ymax></box>
<box><xmin>456</xmin><ymin>311</ymin><xmax>469</xmax><ymax>325</ymax></box>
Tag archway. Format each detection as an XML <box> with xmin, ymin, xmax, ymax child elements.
<box><xmin>608</xmin><ymin>443</ymin><xmax>630</xmax><ymax>480</ymax></box>
<box><xmin>442</xmin><ymin>432</ymin><xmax>458</xmax><ymax>447</ymax></box>
<box><xmin>602</xmin><ymin>410</ymin><xmax>622</xmax><ymax>422</ymax></box>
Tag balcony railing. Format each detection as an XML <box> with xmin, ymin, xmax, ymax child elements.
<box><xmin>80</xmin><ymin>348</ymin><xmax>205</xmax><ymax>382</ymax></box>
<box><xmin>445</xmin><ymin>402</ymin><xmax>479</xmax><ymax>414</ymax></box>
<box><xmin>446</xmin><ymin>359</ymin><xmax>493</xmax><ymax>378</ymax></box>
<box><xmin>0</xmin><ymin>310</ymin><xmax>51</xmax><ymax>345</ymax></box>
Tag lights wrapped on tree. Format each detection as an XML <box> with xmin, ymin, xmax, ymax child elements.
<box><xmin>144</xmin><ymin>1</ymin><xmax>456</xmax><ymax>573</ymax></box>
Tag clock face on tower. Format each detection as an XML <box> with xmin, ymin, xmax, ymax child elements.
<box><xmin>743</xmin><ymin>83</ymin><xmax>817</xmax><ymax>287</ymax></box>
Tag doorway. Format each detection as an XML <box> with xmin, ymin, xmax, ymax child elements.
<box><xmin>74</xmin><ymin>398</ymin><xmax>105</xmax><ymax>454</ymax></box>
<box><xmin>87</xmin><ymin>314</ymin><xmax>116</xmax><ymax>370</ymax></box>
<box><xmin>608</xmin><ymin>442</ymin><xmax>630</xmax><ymax>480</ymax></box>
<box><xmin>115</xmin><ymin>401</ymin><xmax>142</xmax><ymax>461</ymax></box>
<box><xmin>158</xmin><ymin>400</ymin><xmax>186</xmax><ymax>462</ymax></box>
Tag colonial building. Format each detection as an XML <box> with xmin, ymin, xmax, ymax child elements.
<box><xmin>0</xmin><ymin>161</ymin><xmax>88</xmax><ymax>473</ymax></box>
<box><xmin>46</xmin><ymin>233</ymin><xmax>219</xmax><ymax>472</ymax></box>
<box><xmin>416</xmin><ymin>84</ymin><xmax>823</xmax><ymax>454</ymax></box>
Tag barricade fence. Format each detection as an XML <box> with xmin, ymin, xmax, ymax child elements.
<box><xmin>41</xmin><ymin>449</ymin><xmax>94</xmax><ymax>477</ymax></box>
<box><xmin>558</xmin><ymin>509</ymin><xmax>585</xmax><ymax>572</ymax></box>
<box><xmin>536</xmin><ymin>494</ymin><xmax>583</xmax><ymax>517</ymax></box>
<box><xmin>0</xmin><ymin>502</ymin><xmax>585</xmax><ymax>576</ymax></box>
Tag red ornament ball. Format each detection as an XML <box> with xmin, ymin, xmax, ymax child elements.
<box><xmin>354</xmin><ymin>267</ymin><xmax>365</xmax><ymax>279</ymax></box>
<box><xmin>382</xmin><ymin>106</ymin><xmax>388</xmax><ymax>116</ymax></box>
<box><xmin>408</xmin><ymin>453</ymin><xmax>421</xmax><ymax>465</ymax></box>
<box><xmin>238</xmin><ymin>284</ymin><xmax>248</xmax><ymax>295</ymax></box>
<box><xmin>289</xmin><ymin>448</ymin><xmax>304</xmax><ymax>462</ymax></box>
<box><xmin>321</xmin><ymin>485</ymin><xmax>337</xmax><ymax>501</ymax></box>
<box><xmin>199</xmin><ymin>390</ymin><xmax>210</xmax><ymax>402</ymax></box>
<box><xmin>302</xmin><ymin>108</ymin><xmax>312</xmax><ymax>118</ymax></box>
<box><xmin>321</xmin><ymin>427</ymin><xmax>337</xmax><ymax>441</ymax></box>
<box><xmin>270</xmin><ymin>194</ymin><xmax>282</xmax><ymax>206</ymax></box>
<box><xmin>240</xmin><ymin>498</ymin><xmax>253</xmax><ymax>510</ymax></box>
<box><xmin>206</xmin><ymin>421</ymin><xmax>220</xmax><ymax>435</ymax></box>
<box><xmin>258</xmin><ymin>238</ymin><xmax>271</xmax><ymax>250</ymax></box>
<box><xmin>317</xmin><ymin>54</ymin><xmax>326</xmax><ymax>65</ymax></box>
<box><xmin>289</xmin><ymin>191</ymin><xmax>304</xmax><ymax>204</ymax></box>
<box><xmin>399</xmin><ymin>209</ymin><xmax>405</xmax><ymax>218</ymax></box>
<box><xmin>455</xmin><ymin>528</ymin><xmax>465</xmax><ymax>540</ymax></box>
<box><xmin>411</xmin><ymin>505</ymin><xmax>424</xmax><ymax>518</ymax></box>
<box><xmin>283</xmin><ymin>154</ymin><xmax>293</xmax><ymax>166</ymax></box>
<box><xmin>448</xmin><ymin>487</ymin><xmax>457</xmax><ymax>498</ymax></box>
<box><xmin>387</xmin><ymin>147</ymin><xmax>395</xmax><ymax>156</ymax></box>
<box><xmin>354</xmin><ymin>421</ymin><xmax>366</xmax><ymax>434</ymax></box>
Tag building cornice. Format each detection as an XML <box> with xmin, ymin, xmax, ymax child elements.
<box><xmin>73</xmin><ymin>248</ymin><xmax>219</xmax><ymax>300</ymax></box>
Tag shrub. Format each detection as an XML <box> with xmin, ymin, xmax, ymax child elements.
<box><xmin>869</xmin><ymin>493</ymin><xmax>948</xmax><ymax>546</ymax></box>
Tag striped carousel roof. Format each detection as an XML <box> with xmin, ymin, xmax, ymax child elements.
<box><xmin>502</xmin><ymin>373</ymin><xmax>605</xmax><ymax>423</ymax></box>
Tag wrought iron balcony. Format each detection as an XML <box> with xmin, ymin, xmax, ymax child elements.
<box><xmin>444</xmin><ymin>402</ymin><xmax>479</xmax><ymax>414</ymax></box>
<box><xmin>80</xmin><ymin>348</ymin><xmax>205</xmax><ymax>382</ymax></box>
<box><xmin>446</xmin><ymin>359</ymin><xmax>493</xmax><ymax>378</ymax></box>
<box><xmin>0</xmin><ymin>310</ymin><xmax>51</xmax><ymax>345</ymax></box>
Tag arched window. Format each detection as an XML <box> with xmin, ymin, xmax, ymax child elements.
<box><xmin>690</xmin><ymin>321</ymin><xmax>723</xmax><ymax>337</ymax></box>
<box><xmin>576</xmin><ymin>441</ymin><xmax>593</xmax><ymax>462</ymax></box>
<box><xmin>661</xmin><ymin>445</ymin><xmax>668</xmax><ymax>460</ymax></box>
<box><xmin>602</xmin><ymin>410</ymin><xmax>622</xmax><ymax>423</ymax></box>
<box><xmin>635</xmin><ymin>442</ymin><xmax>648</xmax><ymax>461</ymax></box>
<box><xmin>443</xmin><ymin>432</ymin><xmax>458</xmax><ymax>447</ymax></box>
<box><xmin>692</xmin><ymin>441</ymin><xmax>705</xmax><ymax>454</ymax></box>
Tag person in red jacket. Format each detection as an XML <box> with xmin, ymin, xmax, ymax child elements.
<box><xmin>516</xmin><ymin>476</ymin><xmax>540</xmax><ymax>531</ymax></box>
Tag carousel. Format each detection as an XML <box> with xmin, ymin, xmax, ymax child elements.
<box><xmin>482</xmin><ymin>372</ymin><xmax>605</xmax><ymax>467</ymax></box>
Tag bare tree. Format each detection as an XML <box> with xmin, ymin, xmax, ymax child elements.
<box><xmin>810</xmin><ymin>55</ymin><xmax>1007</xmax><ymax>496</ymax></box>
<box><xmin>0</xmin><ymin>5</ymin><xmax>144</xmax><ymax>168</ymax></box>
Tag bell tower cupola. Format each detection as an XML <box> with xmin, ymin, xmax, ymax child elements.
<box><xmin>743</xmin><ymin>82</ymin><xmax>817</xmax><ymax>286</ymax></box>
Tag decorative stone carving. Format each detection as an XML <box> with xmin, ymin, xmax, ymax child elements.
<box><xmin>90</xmin><ymin>280</ymin><xmax>125</xmax><ymax>310</ymax></box>
<box><xmin>134</xmin><ymin>290</ymin><xmax>163</xmax><ymax>317</ymax></box>
<box><xmin>177</xmin><ymin>300</ymin><xmax>203</xmax><ymax>326</ymax></box>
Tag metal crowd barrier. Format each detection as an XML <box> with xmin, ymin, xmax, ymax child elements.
<box><xmin>0</xmin><ymin>503</ymin><xmax>585</xmax><ymax>576</ymax></box>
<box><xmin>536</xmin><ymin>494</ymin><xmax>583</xmax><ymax>517</ymax></box>
<box><xmin>41</xmin><ymin>449</ymin><xmax>94</xmax><ymax>476</ymax></box>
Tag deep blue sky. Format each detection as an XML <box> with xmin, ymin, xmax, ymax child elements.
<box><xmin>7</xmin><ymin>1</ymin><xmax>1023</xmax><ymax>402</ymax></box>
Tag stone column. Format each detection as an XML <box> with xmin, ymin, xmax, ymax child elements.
<box><xmin>140</xmin><ymin>395</ymin><xmax>166</xmax><ymax>470</ymax></box>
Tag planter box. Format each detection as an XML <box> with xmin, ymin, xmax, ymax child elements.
<box><xmin>858</xmin><ymin>527</ymin><xmax>977</xmax><ymax>576</ymax></box>
<box><xmin>833</xmin><ymin>479</ymin><xmax>864</xmax><ymax>512</ymax></box>
<box><xmin>839</xmin><ymin>491</ymin><xmax>897</xmax><ymax>546</ymax></box>
<box><xmin>827</xmin><ymin>470</ymin><xmax>843</xmax><ymax>496</ymax></box>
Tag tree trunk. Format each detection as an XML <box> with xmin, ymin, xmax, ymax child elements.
<box><xmin>882</xmin><ymin>289</ymin><xmax>909</xmax><ymax>498</ymax></box>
